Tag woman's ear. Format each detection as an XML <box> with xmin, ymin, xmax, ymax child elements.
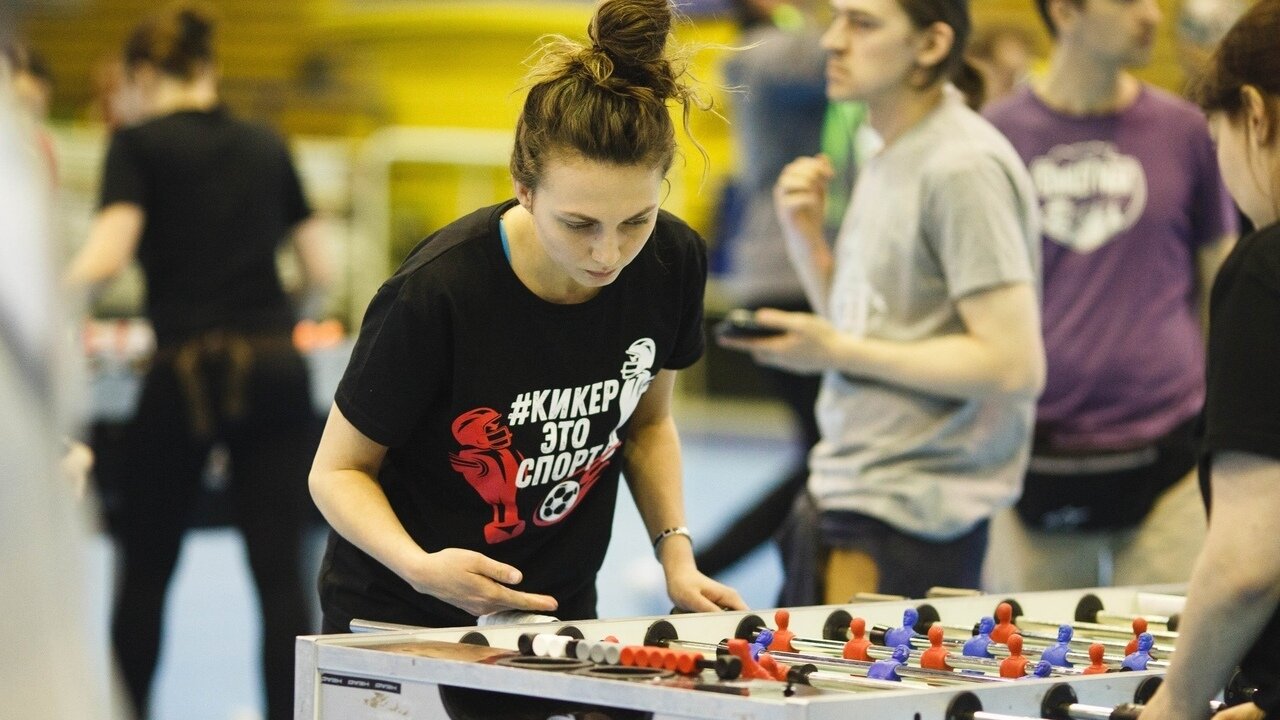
<box><xmin>514</xmin><ymin>179</ymin><xmax>533</xmax><ymax>211</ymax></box>
<box><xmin>1241</xmin><ymin>86</ymin><xmax>1276</xmax><ymax>146</ymax></box>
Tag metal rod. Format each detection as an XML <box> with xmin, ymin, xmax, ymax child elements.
<box><xmin>349</xmin><ymin>618</ymin><xmax>430</xmax><ymax>633</ymax></box>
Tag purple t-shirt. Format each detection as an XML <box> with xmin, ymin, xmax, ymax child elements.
<box><xmin>986</xmin><ymin>85</ymin><xmax>1237</xmax><ymax>451</ymax></box>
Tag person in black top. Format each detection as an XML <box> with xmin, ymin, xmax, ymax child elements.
<box><xmin>65</xmin><ymin>6</ymin><xmax>330</xmax><ymax>720</ymax></box>
<box><xmin>1138</xmin><ymin>2</ymin><xmax>1280</xmax><ymax>720</ymax></box>
<box><xmin>309</xmin><ymin>0</ymin><xmax>747</xmax><ymax>633</ymax></box>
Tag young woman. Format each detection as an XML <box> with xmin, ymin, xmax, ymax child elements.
<box><xmin>1138</xmin><ymin>3</ymin><xmax>1280</xmax><ymax>719</ymax></box>
<box><xmin>721</xmin><ymin>0</ymin><xmax>1045</xmax><ymax>602</ymax></box>
<box><xmin>309</xmin><ymin>0</ymin><xmax>746</xmax><ymax>633</ymax></box>
<box><xmin>65</xmin><ymin>6</ymin><xmax>330</xmax><ymax>720</ymax></box>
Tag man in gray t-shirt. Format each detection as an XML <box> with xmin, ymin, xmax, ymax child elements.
<box><xmin>813</xmin><ymin>87</ymin><xmax>1041</xmax><ymax>544</ymax></box>
<box><xmin>720</xmin><ymin>0</ymin><xmax>1044</xmax><ymax>603</ymax></box>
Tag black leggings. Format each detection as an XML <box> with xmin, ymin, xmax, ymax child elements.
<box><xmin>104</xmin><ymin>333</ymin><xmax>316</xmax><ymax>720</ymax></box>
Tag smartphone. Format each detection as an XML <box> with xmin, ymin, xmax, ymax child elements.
<box><xmin>714</xmin><ymin>309</ymin><xmax>786</xmax><ymax>339</ymax></box>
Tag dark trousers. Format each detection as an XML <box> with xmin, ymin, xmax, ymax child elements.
<box><xmin>778</xmin><ymin>491</ymin><xmax>989</xmax><ymax>605</ymax></box>
<box><xmin>104</xmin><ymin>332</ymin><xmax>316</xmax><ymax>720</ymax></box>
<box><xmin>820</xmin><ymin>511</ymin><xmax>990</xmax><ymax>600</ymax></box>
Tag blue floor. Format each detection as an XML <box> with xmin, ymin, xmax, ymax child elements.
<box><xmin>91</xmin><ymin>413</ymin><xmax>798</xmax><ymax>720</ymax></box>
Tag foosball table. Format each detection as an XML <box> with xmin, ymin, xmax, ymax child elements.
<box><xmin>293</xmin><ymin>586</ymin><xmax>1213</xmax><ymax>720</ymax></box>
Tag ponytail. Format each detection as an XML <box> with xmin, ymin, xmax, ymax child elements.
<box><xmin>952</xmin><ymin>59</ymin><xmax>986</xmax><ymax>110</ymax></box>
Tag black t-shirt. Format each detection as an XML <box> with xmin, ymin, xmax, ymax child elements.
<box><xmin>320</xmin><ymin>199</ymin><xmax>707</xmax><ymax>628</ymax></box>
<box><xmin>99</xmin><ymin>106</ymin><xmax>310</xmax><ymax>345</ymax></box>
<box><xmin>1198</xmin><ymin>220</ymin><xmax>1280</xmax><ymax>712</ymax></box>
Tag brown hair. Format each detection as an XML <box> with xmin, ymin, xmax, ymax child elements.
<box><xmin>898</xmin><ymin>0</ymin><xmax>985</xmax><ymax>108</ymax></box>
<box><xmin>509</xmin><ymin>0</ymin><xmax>711</xmax><ymax>189</ymax></box>
<box><xmin>124</xmin><ymin>3</ymin><xmax>216</xmax><ymax>80</ymax></box>
<box><xmin>1192</xmin><ymin>0</ymin><xmax>1280</xmax><ymax>146</ymax></box>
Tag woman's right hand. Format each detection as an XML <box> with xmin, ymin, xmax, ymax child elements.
<box><xmin>398</xmin><ymin>547</ymin><xmax>559</xmax><ymax>618</ymax></box>
<box><xmin>773</xmin><ymin>154</ymin><xmax>834</xmax><ymax>245</ymax></box>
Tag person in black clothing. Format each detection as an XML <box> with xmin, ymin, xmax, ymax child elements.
<box><xmin>65</xmin><ymin>6</ymin><xmax>331</xmax><ymax>720</ymax></box>
<box><xmin>309</xmin><ymin>0</ymin><xmax>746</xmax><ymax>633</ymax></box>
<box><xmin>1138</xmin><ymin>3</ymin><xmax>1280</xmax><ymax>720</ymax></box>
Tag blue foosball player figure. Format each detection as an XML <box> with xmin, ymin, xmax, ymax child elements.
<box><xmin>884</xmin><ymin>607</ymin><xmax>919</xmax><ymax>649</ymax></box>
<box><xmin>750</xmin><ymin>628</ymin><xmax>774</xmax><ymax>661</ymax></box>
<box><xmin>1122</xmin><ymin>632</ymin><xmax>1154</xmax><ymax>671</ymax></box>
<box><xmin>868</xmin><ymin>645</ymin><xmax>910</xmax><ymax>681</ymax></box>
<box><xmin>1020</xmin><ymin>659</ymin><xmax>1053</xmax><ymax>679</ymax></box>
<box><xmin>1042</xmin><ymin>624</ymin><xmax>1074</xmax><ymax>667</ymax></box>
<box><xmin>964</xmin><ymin>616</ymin><xmax>996</xmax><ymax>659</ymax></box>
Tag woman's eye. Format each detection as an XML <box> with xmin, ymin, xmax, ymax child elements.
<box><xmin>564</xmin><ymin>221</ymin><xmax>594</xmax><ymax>230</ymax></box>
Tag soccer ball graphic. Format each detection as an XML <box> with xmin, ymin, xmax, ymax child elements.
<box><xmin>538</xmin><ymin>479</ymin><xmax>581</xmax><ymax>523</ymax></box>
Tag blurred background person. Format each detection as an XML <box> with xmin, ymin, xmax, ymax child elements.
<box><xmin>63</xmin><ymin>4</ymin><xmax>331</xmax><ymax>719</ymax></box>
<box><xmin>2</xmin><ymin>40</ymin><xmax>57</xmax><ymax>180</ymax></box>
<box><xmin>966</xmin><ymin>21</ymin><xmax>1040</xmax><ymax>109</ymax></box>
<box><xmin>697</xmin><ymin>0</ymin><xmax>828</xmax><ymax>582</ymax></box>
<box><xmin>982</xmin><ymin>0</ymin><xmax>1237</xmax><ymax>593</ymax></box>
<box><xmin>1174</xmin><ymin>0</ymin><xmax>1247</xmax><ymax>92</ymax></box>
<box><xmin>0</xmin><ymin>24</ymin><xmax>124</xmax><ymax>720</ymax></box>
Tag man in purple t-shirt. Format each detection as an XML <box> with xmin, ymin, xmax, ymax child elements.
<box><xmin>982</xmin><ymin>0</ymin><xmax>1237</xmax><ymax>591</ymax></box>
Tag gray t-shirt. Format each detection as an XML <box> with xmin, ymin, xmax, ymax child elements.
<box><xmin>811</xmin><ymin>88</ymin><xmax>1041</xmax><ymax>540</ymax></box>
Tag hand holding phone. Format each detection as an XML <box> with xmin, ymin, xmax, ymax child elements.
<box><xmin>714</xmin><ymin>309</ymin><xmax>786</xmax><ymax>340</ymax></box>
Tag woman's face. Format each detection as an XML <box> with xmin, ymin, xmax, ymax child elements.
<box><xmin>821</xmin><ymin>0</ymin><xmax>930</xmax><ymax>103</ymax></box>
<box><xmin>515</xmin><ymin>153</ymin><xmax>664</xmax><ymax>298</ymax></box>
<box><xmin>1210</xmin><ymin>109</ymin><xmax>1280</xmax><ymax>228</ymax></box>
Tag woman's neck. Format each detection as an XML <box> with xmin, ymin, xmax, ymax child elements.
<box><xmin>148</xmin><ymin>74</ymin><xmax>219</xmax><ymax>116</ymax></box>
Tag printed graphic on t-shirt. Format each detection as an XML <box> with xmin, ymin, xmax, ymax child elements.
<box><xmin>449</xmin><ymin>338</ymin><xmax>657</xmax><ymax>544</ymax></box>
<box><xmin>828</xmin><ymin>277</ymin><xmax>884</xmax><ymax>338</ymax></box>
<box><xmin>1029</xmin><ymin>141</ymin><xmax>1148</xmax><ymax>253</ymax></box>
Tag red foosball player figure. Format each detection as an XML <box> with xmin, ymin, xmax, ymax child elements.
<box><xmin>921</xmin><ymin>624</ymin><xmax>954</xmax><ymax>671</ymax></box>
<box><xmin>999</xmin><ymin>634</ymin><xmax>1028</xmax><ymax>678</ymax></box>
<box><xmin>769</xmin><ymin>609</ymin><xmax>796</xmax><ymax>653</ymax></box>
<box><xmin>727</xmin><ymin>638</ymin><xmax>775</xmax><ymax>680</ymax></box>
<box><xmin>843</xmin><ymin>617</ymin><xmax>872</xmax><ymax>661</ymax></box>
<box><xmin>1082</xmin><ymin>643</ymin><xmax>1109</xmax><ymax>675</ymax></box>
<box><xmin>991</xmin><ymin>602</ymin><xmax>1020</xmax><ymax>644</ymax></box>
<box><xmin>757</xmin><ymin>652</ymin><xmax>791</xmax><ymax>681</ymax></box>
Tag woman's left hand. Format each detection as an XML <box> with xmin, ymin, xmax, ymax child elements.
<box><xmin>717</xmin><ymin>308</ymin><xmax>840</xmax><ymax>375</ymax></box>
<box><xmin>664</xmin><ymin>563</ymin><xmax>748</xmax><ymax>613</ymax></box>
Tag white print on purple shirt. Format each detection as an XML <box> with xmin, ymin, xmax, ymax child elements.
<box><xmin>1031</xmin><ymin>141</ymin><xmax>1149</xmax><ymax>254</ymax></box>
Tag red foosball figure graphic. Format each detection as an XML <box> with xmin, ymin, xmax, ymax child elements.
<box><xmin>450</xmin><ymin>408</ymin><xmax>525</xmax><ymax>544</ymax></box>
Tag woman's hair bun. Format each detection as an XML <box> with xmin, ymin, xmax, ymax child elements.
<box><xmin>588</xmin><ymin>0</ymin><xmax>674</xmax><ymax>70</ymax></box>
<box><xmin>175</xmin><ymin>7</ymin><xmax>215</xmax><ymax>55</ymax></box>
<box><xmin>510</xmin><ymin>0</ymin><xmax>712</xmax><ymax>189</ymax></box>
<box><xmin>125</xmin><ymin>2</ymin><xmax>216</xmax><ymax>78</ymax></box>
